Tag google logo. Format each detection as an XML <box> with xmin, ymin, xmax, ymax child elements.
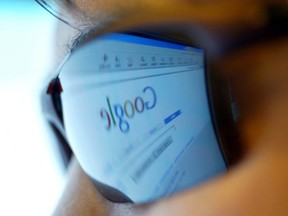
<box><xmin>100</xmin><ymin>86</ymin><xmax>157</xmax><ymax>133</ymax></box>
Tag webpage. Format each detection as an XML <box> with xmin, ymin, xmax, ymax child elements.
<box><xmin>60</xmin><ymin>34</ymin><xmax>227</xmax><ymax>202</ymax></box>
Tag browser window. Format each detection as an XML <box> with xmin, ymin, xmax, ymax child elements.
<box><xmin>59</xmin><ymin>33</ymin><xmax>227</xmax><ymax>202</ymax></box>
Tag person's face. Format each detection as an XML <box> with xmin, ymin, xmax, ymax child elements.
<box><xmin>49</xmin><ymin>0</ymin><xmax>288</xmax><ymax>215</ymax></box>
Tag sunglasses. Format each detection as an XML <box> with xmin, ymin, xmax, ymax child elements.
<box><xmin>38</xmin><ymin>0</ymin><xmax>287</xmax><ymax>203</ymax></box>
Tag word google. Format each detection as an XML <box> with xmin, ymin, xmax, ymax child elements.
<box><xmin>100</xmin><ymin>86</ymin><xmax>157</xmax><ymax>133</ymax></box>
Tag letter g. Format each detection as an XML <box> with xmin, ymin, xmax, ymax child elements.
<box><xmin>143</xmin><ymin>86</ymin><xmax>157</xmax><ymax>109</ymax></box>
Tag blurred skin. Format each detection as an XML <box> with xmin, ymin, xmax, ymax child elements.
<box><xmin>51</xmin><ymin>0</ymin><xmax>288</xmax><ymax>215</ymax></box>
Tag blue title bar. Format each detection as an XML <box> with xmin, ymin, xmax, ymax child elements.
<box><xmin>99</xmin><ymin>33</ymin><xmax>200</xmax><ymax>51</ymax></box>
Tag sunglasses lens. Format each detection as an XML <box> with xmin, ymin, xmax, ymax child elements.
<box><xmin>56</xmin><ymin>32</ymin><xmax>228</xmax><ymax>203</ymax></box>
